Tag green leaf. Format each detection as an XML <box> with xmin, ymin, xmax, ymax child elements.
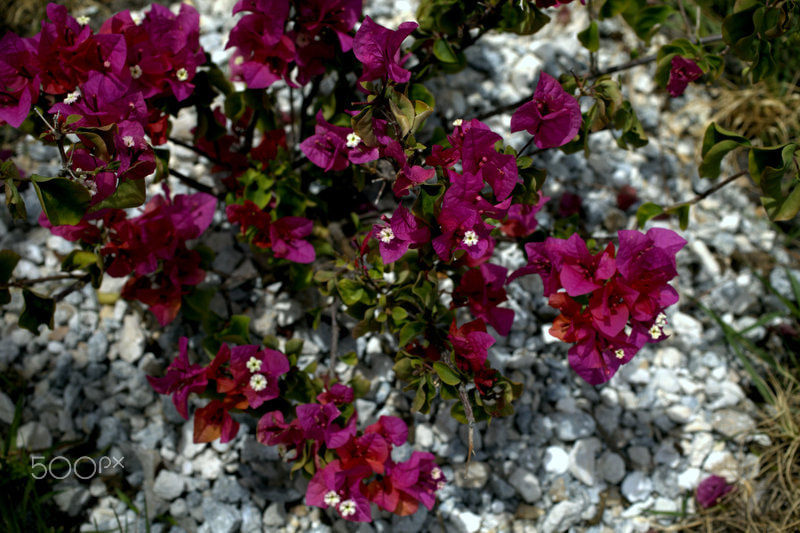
<box><xmin>338</xmin><ymin>279</ymin><xmax>365</xmax><ymax>306</ymax></box>
<box><xmin>762</xmin><ymin>184</ymin><xmax>800</xmax><ymax>221</ymax></box>
<box><xmin>433</xmin><ymin>39</ymin><xmax>458</xmax><ymax>63</ymax></box>
<box><xmin>61</xmin><ymin>250</ymin><xmax>100</xmax><ymax>272</ymax></box>
<box><xmin>340</xmin><ymin>351</ymin><xmax>358</xmax><ymax>365</ymax></box>
<box><xmin>614</xmin><ymin>102</ymin><xmax>648</xmax><ymax>149</ymax></box>
<box><xmin>0</xmin><ymin>249</ymin><xmax>20</xmax><ymax>283</ymax></box>
<box><xmin>409</xmin><ymin>83</ymin><xmax>435</xmax><ymax>108</ymax></box>
<box><xmin>497</xmin><ymin>1</ymin><xmax>550</xmax><ymax>35</ymax></box>
<box><xmin>32</xmin><ymin>175</ymin><xmax>91</xmax><ymax>226</ymax></box>
<box><xmin>699</xmin><ymin>123</ymin><xmax>750</xmax><ymax>180</ymax></box>
<box><xmin>92</xmin><ymin>178</ymin><xmax>147</xmax><ymax>211</ymax></box>
<box><xmin>389</xmin><ymin>91</ymin><xmax>415</xmax><ymax>138</ymax></box>
<box><xmin>218</xmin><ymin>315</ymin><xmax>251</xmax><ymax>344</ymax></box>
<box><xmin>450</xmin><ymin>401</ymin><xmax>468</xmax><ymax>425</ymax></box>
<box><xmin>19</xmin><ymin>290</ymin><xmax>55</xmax><ymax>333</ymax></box>
<box><xmin>3</xmin><ymin>177</ymin><xmax>27</xmax><ymax>220</ymax></box>
<box><xmin>399</xmin><ymin>321</ymin><xmax>426</xmax><ymax>346</ymax></box>
<box><xmin>349</xmin><ymin>373</ymin><xmax>371</xmax><ymax>398</ymax></box>
<box><xmin>748</xmin><ymin>144</ymin><xmax>797</xmax><ymax>197</ymax></box>
<box><xmin>600</xmin><ymin>0</ymin><xmax>631</xmax><ymax>18</ymax></box>
<box><xmin>352</xmin><ymin>106</ymin><xmax>378</xmax><ymax>147</ymax></box>
<box><xmin>636</xmin><ymin>202</ymin><xmax>663</xmax><ymax>228</ymax></box>
<box><xmin>433</xmin><ymin>361</ymin><xmax>461</xmax><ymax>385</ymax></box>
<box><xmin>390</xmin><ymin>306</ymin><xmax>408</xmax><ymax>322</ymax></box>
<box><xmin>285</xmin><ymin>338</ymin><xmax>304</xmax><ymax>358</ymax></box>
<box><xmin>76</xmin><ymin>124</ymin><xmax>117</xmax><ymax>161</ymax></box>
<box><xmin>578</xmin><ymin>21</ymin><xmax>600</xmax><ymax>52</ymax></box>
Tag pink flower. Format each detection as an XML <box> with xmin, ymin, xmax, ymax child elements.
<box><xmin>696</xmin><ymin>475</ymin><xmax>734</xmax><ymax>508</ymax></box>
<box><xmin>461</xmin><ymin>126</ymin><xmax>519</xmax><ymax>201</ymax></box>
<box><xmin>373</xmin><ymin>206</ymin><xmax>431</xmax><ymax>264</ymax></box>
<box><xmin>449</xmin><ymin>318</ymin><xmax>495</xmax><ymax>374</ymax></box>
<box><xmin>369</xmin><ymin>451</ymin><xmax>443</xmax><ymax>515</ymax></box>
<box><xmin>500</xmin><ymin>196</ymin><xmax>549</xmax><ymax>238</ymax></box>
<box><xmin>353</xmin><ymin>16</ymin><xmax>417</xmax><ymax>84</ymax></box>
<box><xmin>146</xmin><ymin>337</ymin><xmax>208</xmax><ymax>419</ymax></box>
<box><xmin>511</xmin><ymin>72</ymin><xmax>581</xmax><ymax>149</ymax></box>
<box><xmin>300</xmin><ymin>111</ymin><xmax>379</xmax><ymax>171</ymax></box>
<box><xmin>228</xmin><ymin>345</ymin><xmax>290</xmax><ymax>409</ymax></box>
<box><xmin>453</xmin><ymin>263</ymin><xmax>515</xmax><ymax>336</ymax></box>
<box><xmin>296</xmin><ymin>403</ymin><xmax>357</xmax><ymax>449</ymax></box>
<box><xmin>270</xmin><ymin>216</ymin><xmax>316</xmax><ymax>263</ymax></box>
<box><xmin>306</xmin><ymin>459</ymin><xmax>373</xmax><ymax>521</ymax></box>
<box><xmin>0</xmin><ymin>33</ymin><xmax>40</xmax><ymax>127</ymax></box>
<box><xmin>667</xmin><ymin>56</ymin><xmax>703</xmax><ymax>97</ymax></box>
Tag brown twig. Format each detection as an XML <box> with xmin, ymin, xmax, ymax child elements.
<box><xmin>168</xmin><ymin>136</ymin><xmax>229</xmax><ymax>168</ymax></box>
<box><xmin>328</xmin><ymin>297</ymin><xmax>339</xmax><ymax>380</ymax></box>
<box><xmin>662</xmin><ymin>170</ymin><xmax>747</xmax><ymax>212</ymax></box>
<box><xmin>168</xmin><ymin>168</ymin><xmax>217</xmax><ymax>196</ymax></box>
<box><xmin>1</xmin><ymin>273</ymin><xmax>88</xmax><ymax>289</ymax></box>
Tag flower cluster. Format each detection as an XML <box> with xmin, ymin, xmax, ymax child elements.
<box><xmin>510</xmin><ymin>228</ymin><xmax>687</xmax><ymax>384</ymax></box>
<box><xmin>148</xmin><ymin>339</ymin><xmax>446</xmax><ymax>522</ymax></box>
<box><xmin>259</xmin><ymin>398</ymin><xmax>445</xmax><ymax>522</ymax></box>
<box><xmin>226</xmin><ymin>0</ymin><xmax>361</xmax><ymax>87</ymax></box>
<box><xmin>226</xmin><ymin>200</ymin><xmax>316</xmax><ymax>263</ymax></box>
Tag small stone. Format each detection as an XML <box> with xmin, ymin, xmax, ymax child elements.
<box><xmin>241</xmin><ymin>503</ymin><xmax>262</xmax><ymax>533</ymax></box>
<box><xmin>666</xmin><ymin>405</ymin><xmax>693</xmax><ymax>424</ymax></box>
<box><xmin>671</xmin><ymin>312</ymin><xmax>704</xmax><ymax>346</ymax></box>
<box><xmin>53</xmin><ymin>483</ymin><xmax>90</xmax><ymax>515</ymax></box>
<box><xmin>263</xmin><ymin>502</ymin><xmax>287</xmax><ymax>527</ymax></box>
<box><xmin>154</xmin><ymin>470</ymin><xmax>185</xmax><ymax>500</ymax></box>
<box><xmin>453</xmin><ymin>461</ymin><xmax>490</xmax><ymax>489</ymax></box>
<box><xmin>16</xmin><ymin>421</ymin><xmax>52</xmax><ymax>450</ymax></box>
<box><xmin>628</xmin><ymin>446</ymin><xmax>651</xmax><ymax>470</ymax></box>
<box><xmin>212</xmin><ymin>475</ymin><xmax>246</xmax><ymax>502</ymax></box>
<box><xmin>415</xmin><ymin>423</ymin><xmax>434</xmax><ymax>448</ymax></box>
<box><xmin>451</xmin><ymin>510</ymin><xmax>482</xmax><ymax>533</ymax></box>
<box><xmin>194</xmin><ymin>448</ymin><xmax>223</xmax><ymax>480</ymax></box>
<box><xmin>688</xmin><ymin>432</ymin><xmax>715</xmax><ymax>467</ymax></box>
<box><xmin>552</xmin><ymin>412</ymin><xmax>596</xmax><ymax>441</ymax></box>
<box><xmin>678</xmin><ymin>467</ymin><xmax>702</xmax><ymax>490</ymax></box>
<box><xmin>509</xmin><ymin>468</ymin><xmax>542</xmax><ymax>503</ymax></box>
<box><xmin>703</xmin><ymin>450</ymin><xmax>738</xmax><ymax>482</ymax></box>
<box><xmin>569</xmin><ymin>438</ymin><xmax>601</xmax><ymax>486</ymax></box>
<box><xmin>597</xmin><ymin>451</ymin><xmax>626</xmax><ymax>484</ymax></box>
<box><xmin>170</xmin><ymin>498</ymin><xmax>188</xmax><ymax>518</ymax></box>
<box><xmin>712</xmin><ymin>409</ymin><xmax>756</xmax><ymax>443</ymax></box>
<box><xmin>621</xmin><ymin>471</ymin><xmax>653</xmax><ymax>502</ymax></box>
<box><xmin>202</xmin><ymin>500</ymin><xmax>241</xmax><ymax>533</ymax></box>
<box><xmin>118</xmin><ymin>315</ymin><xmax>145</xmax><ymax>363</ymax></box>
<box><xmin>0</xmin><ymin>391</ymin><xmax>15</xmax><ymax>424</ymax></box>
<box><xmin>543</xmin><ymin>446</ymin><xmax>570</xmax><ymax>475</ymax></box>
<box><xmin>275</xmin><ymin>300</ymin><xmax>303</xmax><ymax>326</ymax></box>
<box><xmin>541</xmin><ymin>500</ymin><xmax>583</xmax><ymax>533</ymax></box>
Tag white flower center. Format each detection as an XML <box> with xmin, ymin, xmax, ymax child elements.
<box><xmin>76</xmin><ymin>16</ymin><xmax>90</xmax><ymax>25</ymax></box>
<box><xmin>130</xmin><ymin>64</ymin><xmax>143</xmax><ymax>79</ymax></box>
<box><xmin>346</xmin><ymin>132</ymin><xmax>361</xmax><ymax>149</ymax></box>
<box><xmin>122</xmin><ymin>136</ymin><xmax>135</xmax><ymax>148</ymax></box>
<box><xmin>655</xmin><ymin>312</ymin><xmax>668</xmax><ymax>328</ymax></box>
<box><xmin>431</xmin><ymin>467</ymin><xmax>442</xmax><ymax>480</ymax></box>
<box><xmin>378</xmin><ymin>227</ymin><xmax>395</xmax><ymax>244</ymax></box>
<box><xmin>614</xmin><ymin>349</ymin><xmax>625</xmax><ymax>360</ymax></box>
<box><xmin>649</xmin><ymin>324</ymin><xmax>662</xmax><ymax>340</ymax></box>
<box><xmin>246</xmin><ymin>356</ymin><xmax>262</xmax><ymax>373</ymax></box>
<box><xmin>234</xmin><ymin>56</ymin><xmax>245</xmax><ymax>66</ymax></box>
<box><xmin>64</xmin><ymin>89</ymin><xmax>81</xmax><ymax>105</ymax></box>
<box><xmin>249</xmin><ymin>373</ymin><xmax>267</xmax><ymax>391</ymax></box>
<box><xmin>338</xmin><ymin>499</ymin><xmax>357</xmax><ymax>517</ymax></box>
<box><xmin>131</xmin><ymin>13</ymin><xmax>143</xmax><ymax>25</ymax></box>
<box><xmin>324</xmin><ymin>491</ymin><xmax>341</xmax><ymax>507</ymax></box>
<box><xmin>176</xmin><ymin>68</ymin><xmax>189</xmax><ymax>81</ymax></box>
<box><xmin>462</xmin><ymin>230</ymin><xmax>479</xmax><ymax>247</ymax></box>
<box><xmin>452</xmin><ymin>118</ymin><xmax>463</xmax><ymax>127</ymax></box>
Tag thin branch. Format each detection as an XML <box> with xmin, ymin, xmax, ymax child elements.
<box><xmin>168</xmin><ymin>168</ymin><xmax>217</xmax><ymax>196</ymax></box>
<box><xmin>168</xmin><ymin>137</ymin><xmax>229</xmax><ymax>168</ymax></box>
<box><xmin>678</xmin><ymin>0</ymin><xmax>697</xmax><ymax>44</ymax></box>
<box><xmin>472</xmin><ymin>35</ymin><xmax>724</xmax><ymax>122</ymax></box>
<box><xmin>662</xmin><ymin>170</ymin><xmax>747</xmax><ymax>211</ymax></box>
<box><xmin>328</xmin><ymin>298</ymin><xmax>339</xmax><ymax>380</ymax></box>
<box><xmin>53</xmin><ymin>275</ymin><xmax>91</xmax><ymax>303</ymax></box>
<box><xmin>2</xmin><ymin>273</ymin><xmax>88</xmax><ymax>289</ymax></box>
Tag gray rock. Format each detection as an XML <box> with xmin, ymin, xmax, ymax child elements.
<box><xmin>569</xmin><ymin>438</ymin><xmax>601</xmax><ymax>486</ymax></box>
<box><xmin>541</xmin><ymin>500</ymin><xmax>583</xmax><ymax>533</ymax></box>
<box><xmin>53</xmin><ymin>483</ymin><xmax>90</xmax><ymax>516</ymax></box>
<box><xmin>202</xmin><ymin>500</ymin><xmax>241</xmax><ymax>533</ymax></box>
<box><xmin>490</xmin><ymin>475</ymin><xmax>516</xmax><ymax>500</ymax></box>
<box><xmin>118</xmin><ymin>315</ymin><xmax>145</xmax><ymax>363</ymax></box>
<box><xmin>241</xmin><ymin>503</ymin><xmax>262</xmax><ymax>533</ymax></box>
<box><xmin>154</xmin><ymin>470</ymin><xmax>185</xmax><ymax>501</ymax></box>
<box><xmin>451</xmin><ymin>509</ymin><xmax>481</xmax><ymax>533</ymax></box>
<box><xmin>621</xmin><ymin>471</ymin><xmax>653</xmax><ymax>502</ymax></box>
<box><xmin>509</xmin><ymin>468</ymin><xmax>542</xmax><ymax>503</ymax></box>
<box><xmin>415</xmin><ymin>423</ymin><xmax>435</xmax><ymax>448</ymax></box>
<box><xmin>392</xmin><ymin>505</ymin><xmax>428</xmax><ymax>533</ymax></box>
<box><xmin>16</xmin><ymin>421</ymin><xmax>52</xmax><ymax>450</ymax></box>
<box><xmin>194</xmin><ymin>448</ymin><xmax>223</xmax><ymax>480</ymax></box>
<box><xmin>627</xmin><ymin>445</ymin><xmax>651</xmax><ymax>470</ymax></box>
<box><xmin>543</xmin><ymin>446</ymin><xmax>570</xmax><ymax>475</ymax></box>
<box><xmin>87</xmin><ymin>331</ymin><xmax>109</xmax><ymax>363</ymax></box>
<box><xmin>212</xmin><ymin>475</ymin><xmax>246</xmax><ymax>503</ymax></box>
<box><xmin>552</xmin><ymin>412</ymin><xmax>596</xmax><ymax>441</ymax></box>
<box><xmin>169</xmin><ymin>498</ymin><xmax>188</xmax><ymax>518</ymax></box>
<box><xmin>0</xmin><ymin>391</ymin><xmax>15</xmax><ymax>424</ymax></box>
<box><xmin>453</xmin><ymin>461</ymin><xmax>490</xmax><ymax>489</ymax></box>
<box><xmin>275</xmin><ymin>300</ymin><xmax>303</xmax><ymax>326</ymax></box>
<box><xmin>712</xmin><ymin>408</ymin><xmax>756</xmax><ymax>443</ymax></box>
<box><xmin>597</xmin><ymin>450</ymin><xmax>626</xmax><ymax>484</ymax></box>
<box><xmin>671</xmin><ymin>312</ymin><xmax>704</xmax><ymax>346</ymax></box>
<box><xmin>263</xmin><ymin>502</ymin><xmax>286</xmax><ymax>527</ymax></box>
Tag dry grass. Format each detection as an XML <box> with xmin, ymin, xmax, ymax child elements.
<box><xmin>709</xmin><ymin>80</ymin><xmax>800</xmax><ymax>147</ymax></box>
<box><xmin>666</xmin><ymin>375</ymin><xmax>800</xmax><ymax>532</ymax></box>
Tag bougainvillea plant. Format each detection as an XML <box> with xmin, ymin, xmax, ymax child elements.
<box><xmin>1</xmin><ymin>0</ymin><xmax>799</xmax><ymax>523</ymax></box>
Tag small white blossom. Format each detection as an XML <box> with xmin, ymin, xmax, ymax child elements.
<box><xmin>431</xmin><ymin>467</ymin><xmax>442</xmax><ymax>480</ymax></box>
<box><xmin>379</xmin><ymin>227</ymin><xmax>395</xmax><ymax>244</ymax></box>
<box><xmin>649</xmin><ymin>324</ymin><xmax>662</xmax><ymax>339</ymax></box>
<box><xmin>614</xmin><ymin>349</ymin><xmax>625</xmax><ymax>360</ymax></box>
<box><xmin>76</xmin><ymin>16</ymin><xmax>90</xmax><ymax>25</ymax></box>
<box><xmin>246</xmin><ymin>356</ymin><xmax>262</xmax><ymax>373</ymax></box>
<box><xmin>131</xmin><ymin>13</ymin><xmax>143</xmax><ymax>25</ymax></box>
<box><xmin>130</xmin><ymin>64</ymin><xmax>143</xmax><ymax>79</ymax></box>
<box><xmin>234</xmin><ymin>56</ymin><xmax>245</xmax><ymax>65</ymax></box>
<box><xmin>346</xmin><ymin>132</ymin><xmax>361</xmax><ymax>148</ymax></box>
<box><xmin>64</xmin><ymin>89</ymin><xmax>81</xmax><ymax>105</ymax></box>
<box><xmin>655</xmin><ymin>312</ymin><xmax>668</xmax><ymax>328</ymax></box>
<box><xmin>452</xmin><ymin>118</ymin><xmax>463</xmax><ymax>127</ymax></box>
<box><xmin>462</xmin><ymin>230</ymin><xmax>479</xmax><ymax>247</ymax></box>
<box><xmin>122</xmin><ymin>136</ymin><xmax>135</xmax><ymax>148</ymax></box>
<box><xmin>176</xmin><ymin>68</ymin><xmax>189</xmax><ymax>81</ymax></box>
<box><xmin>249</xmin><ymin>374</ymin><xmax>267</xmax><ymax>392</ymax></box>
<box><xmin>323</xmin><ymin>491</ymin><xmax>341</xmax><ymax>507</ymax></box>
<box><xmin>338</xmin><ymin>500</ymin><xmax>357</xmax><ymax>517</ymax></box>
